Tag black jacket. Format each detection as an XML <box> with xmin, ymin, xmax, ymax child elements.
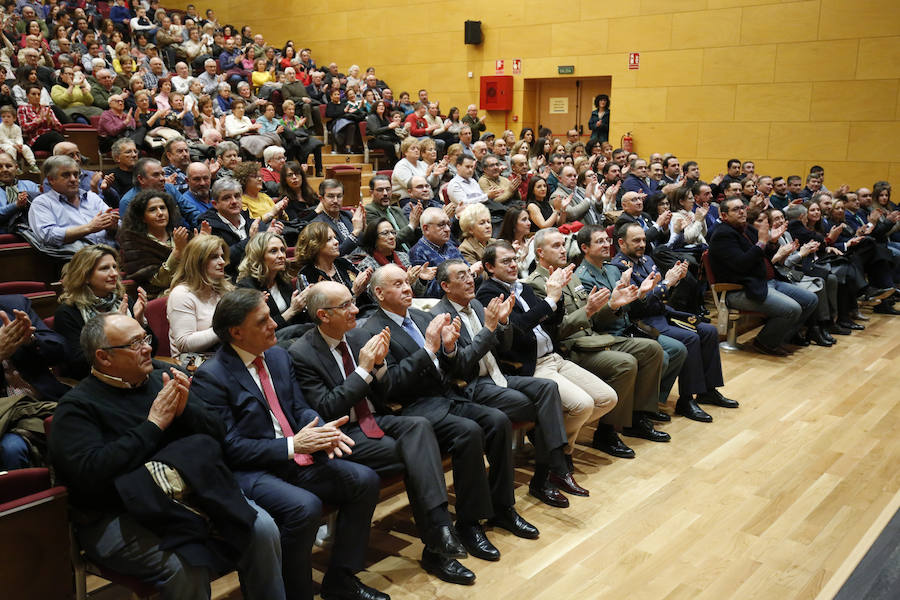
<box><xmin>708</xmin><ymin>222</ymin><xmax>769</xmax><ymax>301</ymax></box>
<box><xmin>474</xmin><ymin>278</ymin><xmax>563</xmax><ymax>376</ymax></box>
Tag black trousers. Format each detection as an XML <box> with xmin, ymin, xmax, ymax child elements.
<box><xmin>246</xmin><ymin>459</ymin><xmax>380</xmax><ymax>600</ymax></box>
<box><xmin>466</xmin><ymin>375</ymin><xmax>567</xmax><ymax>470</ymax></box>
<box><xmin>343</xmin><ymin>414</ymin><xmax>448</xmax><ymax>538</ymax></box>
<box><xmin>422</xmin><ymin>400</ymin><xmax>514</xmax><ymax>523</ymax></box>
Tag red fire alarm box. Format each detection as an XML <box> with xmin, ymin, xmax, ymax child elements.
<box><xmin>480</xmin><ymin>75</ymin><xmax>513</xmax><ymax>111</ymax></box>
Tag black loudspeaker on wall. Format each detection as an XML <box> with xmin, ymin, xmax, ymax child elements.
<box><xmin>464</xmin><ymin>20</ymin><xmax>482</xmax><ymax>45</ymax></box>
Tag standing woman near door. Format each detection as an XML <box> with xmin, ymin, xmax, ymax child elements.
<box><xmin>588</xmin><ymin>94</ymin><xmax>610</xmax><ymax>144</ymax></box>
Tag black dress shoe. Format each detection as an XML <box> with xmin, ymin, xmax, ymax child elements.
<box><xmin>806</xmin><ymin>325</ymin><xmax>833</xmax><ymax>347</ymax></box>
<box><xmin>696</xmin><ymin>390</ymin><xmax>739</xmax><ymax>409</ymax></box>
<box><xmin>622</xmin><ymin>416</ymin><xmax>671</xmax><ymax>442</ymax></box>
<box><xmin>788</xmin><ymin>333</ymin><xmax>811</xmax><ymax>347</ymax></box>
<box><xmin>873</xmin><ymin>302</ymin><xmax>900</xmax><ymax>315</ymax></box>
<box><xmin>860</xmin><ymin>286</ymin><xmax>895</xmax><ymax>303</ymax></box>
<box><xmin>838</xmin><ymin>320</ymin><xmax>864</xmax><ymax>331</ymax></box>
<box><xmin>828</xmin><ymin>322</ymin><xmax>852</xmax><ymax>335</ymax></box>
<box><xmin>675</xmin><ymin>396</ymin><xmax>713</xmax><ymax>422</ymax></box>
<box><xmin>549</xmin><ymin>471</ymin><xmax>589</xmax><ymax>497</ymax></box>
<box><xmin>487</xmin><ymin>507</ymin><xmax>539</xmax><ymax>539</ymax></box>
<box><xmin>421</xmin><ymin>549</ymin><xmax>476</xmax><ymax>585</ymax></box>
<box><xmin>752</xmin><ymin>337</ymin><xmax>789</xmax><ymax>356</ymax></box>
<box><xmin>528</xmin><ymin>476</ymin><xmax>569</xmax><ymax>508</ymax></box>
<box><xmin>645</xmin><ymin>410</ymin><xmax>671</xmax><ymax>422</ymax></box>
<box><xmin>425</xmin><ymin>524</ymin><xmax>467</xmax><ymax>559</ymax></box>
<box><xmin>455</xmin><ymin>522</ymin><xmax>500</xmax><ymax>561</ymax></box>
<box><xmin>821</xmin><ymin>328</ymin><xmax>836</xmax><ymax>344</ymax></box>
<box><xmin>591</xmin><ymin>427</ymin><xmax>636</xmax><ymax>458</ymax></box>
<box><xmin>321</xmin><ymin>575</ymin><xmax>391</xmax><ymax>600</ymax></box>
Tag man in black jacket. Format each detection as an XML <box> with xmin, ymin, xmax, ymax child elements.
<box><xmin>290</xmin><ymin>281</ymin><xmax>474</xmax><ymax>584</ymax></box>
<box><xmin>363</xmin><ymin>264</ymin><xmax>538</xmax><ymax>584</ymax></box>
<box><xmin>201</xmin><ymin>177</ymin><xmax>283</xmax><ymax>276</ymax></box>
<box><xmin>49</xmin><ymin>313</ymin><xmax>285</xmax><ymax>600</ymax></box>
<box><xmin>708</xmin><ymin>198</ymin><xmax>817</xmax><ymax>355</ymax></box>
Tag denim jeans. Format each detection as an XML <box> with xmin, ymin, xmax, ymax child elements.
<box><xmin>726</xmin><ymin>280</ymin><xmax>818</xmax><ymax>347</ymax></box>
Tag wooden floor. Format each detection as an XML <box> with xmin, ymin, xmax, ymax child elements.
<box><xmin>97</xmin><ymin>311</ymin><xmax>900</xmax><ymax>600</ymax></box>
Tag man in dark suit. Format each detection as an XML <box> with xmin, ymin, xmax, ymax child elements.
<box><xmin>363</xmin><ymin>264</ymin><xmax>538</xmax><ymax>581</ymax></box>
<box><xmin>310</xmin><ymin>179</ymin><xmax>366</xmax><ymax>256</ymax></box>
<box><xmin>474</xmin><ymin>242</ymin><xmax>619</xmax><ymax>485</ymax></box>
<box><xmin>290</xmin><ymin>281</ymin><xmax>476</xmax><ymax>585</ymax></box>
<box><xmin>615</xmin><ymin>191</ymin><xmax>669</xmax><ymax>248</ymax></box>
<box><xmin>0</xmin><ymin>294</ymin><xmax>69</xmax><ymax>469</ymax></box>
<box><xmin>430</xmin><ymin>260</ymin><xmax>586</xmax><ymax>501</ymax></box>
<box><xmin>201</xmin><ymin>177</ymin><xmax>283</xmax><ymax>277</ymax></box>
<box><xmin>612</xmin><ymin>223</ymin><xmax>738</xmax><ymax>422</ymax></box>
<box><xmin>191</xmin><ymin>289</ymin><xmax>387</xmax><ymax>600</ymax></box>
<box><xmin>708</xmin><ymin>198</ymin><xmax>818</xmax><ymax>356</ymax></box>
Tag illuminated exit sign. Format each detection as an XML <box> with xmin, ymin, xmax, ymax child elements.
<box><xmin>557</xmin><ymin>65</ymin><xmax>574</xmax><ymax>75</ymax></box>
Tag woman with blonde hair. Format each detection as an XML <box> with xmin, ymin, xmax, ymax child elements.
<box><xmin>165</xmin><ymin>234</ymin><xmax>233</xmax><ymax>359</ymax></box>
<box><xmin>236</xmin><ymin>231</ymin><xmax>309</xmax><ymax>329</ymax></box>
<box><xmin>54</xmin><ymin>245</ymin><xmax>148</xmax><ymax>377</ymax></box>
<box><xmin>457</xmin><ymin>203</ymin><xmax>495</xmax><ymax>265</ymax></box>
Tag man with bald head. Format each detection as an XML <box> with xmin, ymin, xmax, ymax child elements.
<box><xmin>408</xmin><ymin>206</ymin><xmax>466</xmax><ymax>296</ymax></box>
<box><xmin>51</xmin><ymin>141</ymin><xmax>103</xmax><ymax>195</ymax></box>
<box><xmin>181</xmin><ymin>162</ymin><xmax>214</xmax><ymax>215</ymax></box>
<box><xmin>363</xmin><ymin>264</ymin><xmax>538</xmax><ymax>582</ymax></box>
<box><xmin>90</xmin><ymin>69</ymin><xmax>122</xmax><ymax>110</ymax></box>
<box><xmin>162</xmin><ymin>138</ymin><xmax>191</xmax><ymax>193</ymax></box>
<box><xmin>461</xmin><ymin>104</ymin><xmax>486</xmax><ymax>139</ymax></box>
<box><xmin>50</xmin><ymin>312</ymin><xmax>287</xmax><ymax>600</ymax></box>
<box><xmin>290</xmin><ymin>281</ymin><xmax>467</xmax><ymax>582</ymax></box>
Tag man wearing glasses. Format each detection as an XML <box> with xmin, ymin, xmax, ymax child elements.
<box><xmin>193</xmin><ymin>289</ymin><xmax>386</xmax><ymax>600</ymax></box>
<box><xmin>409</xmin><ymin>206</ymin><xmax>471</xmax><ymax>297</ymax></box>
<box><xmin>50</xmin><ymin>313</ymin><xmax>287</xmax><ymax>600</ymax></box>
<box><xmin>291</xmin><ymin>281</ymin><xmax>475</xmax><ymax>585</ymax></box>
<box><xmin>364</xmin><ymin>174</ymin><xmax>422</xmax><ymax>251</ymax></box>
<box><xmin>310</xmin><ymin>179</ymin><xmax>366</xmax><ymax>256</ymax></box>
<box><xmin>708</xmin><ymin>197</ymin><xmax>818</xmax><ymax>356</ymax></box>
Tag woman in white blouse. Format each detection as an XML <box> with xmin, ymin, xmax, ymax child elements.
<box><xmin>667</xmin><ymin>186</ymin><xmax>708</xmax><ymax>246</ymax></box>
<box><xmin>165</xmin><ymin>234</ymin><xmax>233</xmax><ymax>360</ymax></box>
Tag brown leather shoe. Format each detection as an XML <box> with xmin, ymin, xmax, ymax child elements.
<box><xmin>549</xmin><ymin>471</ymin><xmax>589</xmax><ymax>497</ymax></box>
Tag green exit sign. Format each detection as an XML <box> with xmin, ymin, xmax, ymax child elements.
<box><xmin>558</xmin><ymin>65</ymin><xmax>575</xmax><ymax>75</ymax></box>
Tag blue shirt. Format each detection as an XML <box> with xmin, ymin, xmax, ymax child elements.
<box><xmin>162</xmin><ymin>165</ymin><xmax>188</xmax><ymax>194</ymax></box>
<box><xmin>0</xmin><ymin>180</ymin><xmax>40</xmax><ymax>231</ymax></box>
<box><xmin>119</xmin><ymin>183</ymin><xmax>201</xmax><ymax>229</ymax></box>
<box><xmin>409</xmin><ymin>237</ymin><xmax>466</xmax><ymax>297</ymax></box>
<box><xmin>181</xmin><ymin>190</ymin><xmax>213</xmax><ymax>218</ymax></box>
<box><xmin>27</xmin><ymin>189</ymin><xmax>117</xmax><ymax>248</ymax></box>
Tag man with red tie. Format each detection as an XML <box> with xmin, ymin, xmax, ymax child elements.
<box><xmin>191</xmin><ymin>288</ymin><xmax>387</xmax><ymax>600</ymax></box>
<box><xmin>290</xmin><ymin>281</ymin><xmax>478</xmax><ymax>585</ymax></box>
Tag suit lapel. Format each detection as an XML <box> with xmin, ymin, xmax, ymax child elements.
<box><xmin>437</xmin><ymin>299</ymin><xmax>470</xmax><ymax>345</ymax></box>
<box><xmin>376</xmin><ymin>309</ymin><xmax>420</xmax><ymax>358</ymax></box>
<box><xmin>311</xmin><ymin>328</ymin><xmax>346</xmax><ymax>387</ymax></box>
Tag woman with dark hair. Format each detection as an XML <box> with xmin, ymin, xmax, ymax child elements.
<box><xmin>527</xmin><ymin>136</ymin><xmax>552</xmax><ymax>171</ymax></box>
<box><xmin>118</xmin><ymin>189</ymin><xmax>189</xmax><ymax>298</ymax></box>
<box><xmin>498</xmin><ymin>205</ymin><xmax>536</xmax><ymax>275</ymax></box>
<box><xmin>278</xmin><ymin>44</ymin><xmax>296</xmax><ymax>71</ymax></box>
<box><xmin>445</xmin><ymin>106</ymin><xmax>462</xmax><ymax>138</ymax></box>
<box><xmin>588</xmin><ymin>94</ymin><xmax>610</xmax><ymax>144</ymax></box>
<box><xmin>295</xmin><ymin>221</ymin><xmax>374</xmax><ymax>311</ymax></box>
<box><xmin>873</xmin><ymin>181</ymin><xmax>896</xmax><ymax>212</ymax></box>
<box><xmin>667</xmin><ymin>187</ymin><xmax>707</xmax><ymax>246</ymax></box>
<box><xmin>325</xmin><ymin>87</ymin><xmax>365</xmax><ymax>154</ymax></box>
<box><xmin>525</xmin><ymin>175</ymin><xmax>567</xmax><ymax>230</ymax></box>
<box><xmin>365</xmin><ymin>99</ymin><xmax>401</xmax><ymax>169</ymax></box>
<box><xmin>356</xmin><ymin>217</ymin><xmax>433</xmax><ymax>296</ymax></box>
<box><xmin>519</xmin><ymin>127</ymin><xmax>535</xmax><ymax>144</ymax></box>
<box><xmin>279</xmin><ymin>161</ymin><xmax>318</xmax><ymax>241</ymax></box>
<box><xmin>236</xmin><ymin>231</ymin><xmax>309</xmax><ymax>330</ymax></box>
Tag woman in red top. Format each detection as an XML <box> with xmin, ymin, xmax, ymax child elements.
<box><xmin>16</xmin><ymin>83</ymin><xmax>65</xmax><ymax>152</ymax></box>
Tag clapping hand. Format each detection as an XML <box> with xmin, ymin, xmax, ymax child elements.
<box><xmin>584</xmin><ymin>286</ymin><xmax>611</xmax><ymax>317</ymax></box>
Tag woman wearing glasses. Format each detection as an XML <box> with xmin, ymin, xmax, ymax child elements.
<box><xmin>357</xmin><ymin>218</ymin><xmax>435</xmax><ymax>297</ymax></box>
<box><xmin>54</xmin><ymin>245</ymin><xmax>150</xmax><ymax>378</ymax></box>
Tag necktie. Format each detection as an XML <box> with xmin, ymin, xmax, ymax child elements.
<box><xmin>460</xmin><ymin>306</ymin><xmax>506</xmax><ymax>387</ymax></box>
<box><xmin>252</xmin><ymin>356</ymin><xmax>313</xmax><ymax>466</ymax></box>
<box><xmin>402</xmin><ymin>315</ymin><xmax>427</xmax><ymax>348</ymax></box>
<box><xmin>336</xmin><ymin>341</ymin><xmax>384</xmax><ymax>439</ymax></box>
<box><xmin>335</xmin><ymin>216</ymin><xmax>352</xmax><ymax>241</ymax></box>
<box><xmin>637</xmin><ymin>216</ymin><xmax>648</xmax><ymax>229</ymax></box>
<box><xmin>5</xmin><ymin>186</ymin><xmax>17</xmax><ymax>208</ymax></box>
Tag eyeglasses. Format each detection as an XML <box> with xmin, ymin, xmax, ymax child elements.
<box><xmin>377</xmin><ymin>230</ymin><xmax>397</xmax><ymax>237</ymax></box>
<box><xmin>322</xmin><ymin>299</ymin><xmax>355</xmax><ymax>311</ymax></box>
<box><xmin>430</xmin><ymin>221</ymin><xmax>451</xmax><ymax>228</ymax></box>
<box><xmin>324</xmin><ymin>193</ymin><xmax>344</xmax><ymax>200</ymax></box>
<box><xmin>103</xmin><ymin>334</ymin><xmax>152</xmax><ymax>351</ymax></box>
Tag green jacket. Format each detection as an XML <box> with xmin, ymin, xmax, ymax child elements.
<box><xmin>526</xmin><ymin>264</ymin><xmax>620</xmax><ymax>354</ymax></box>
<box><xmin>574</xmin><ymin>260</ymin><xmax>630</xmax><ymax>335</ymax></box>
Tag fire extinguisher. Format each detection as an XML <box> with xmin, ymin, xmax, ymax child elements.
<box><xmin>621</xmin><ymin>131</ymin><xmax>634</xmax><ymax>153</ymax></box>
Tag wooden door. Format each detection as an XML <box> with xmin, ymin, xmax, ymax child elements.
<box><xmin>532</xmin><ymin>76</ymin><xmax>612</xmax><ymax>142</ymax></box>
